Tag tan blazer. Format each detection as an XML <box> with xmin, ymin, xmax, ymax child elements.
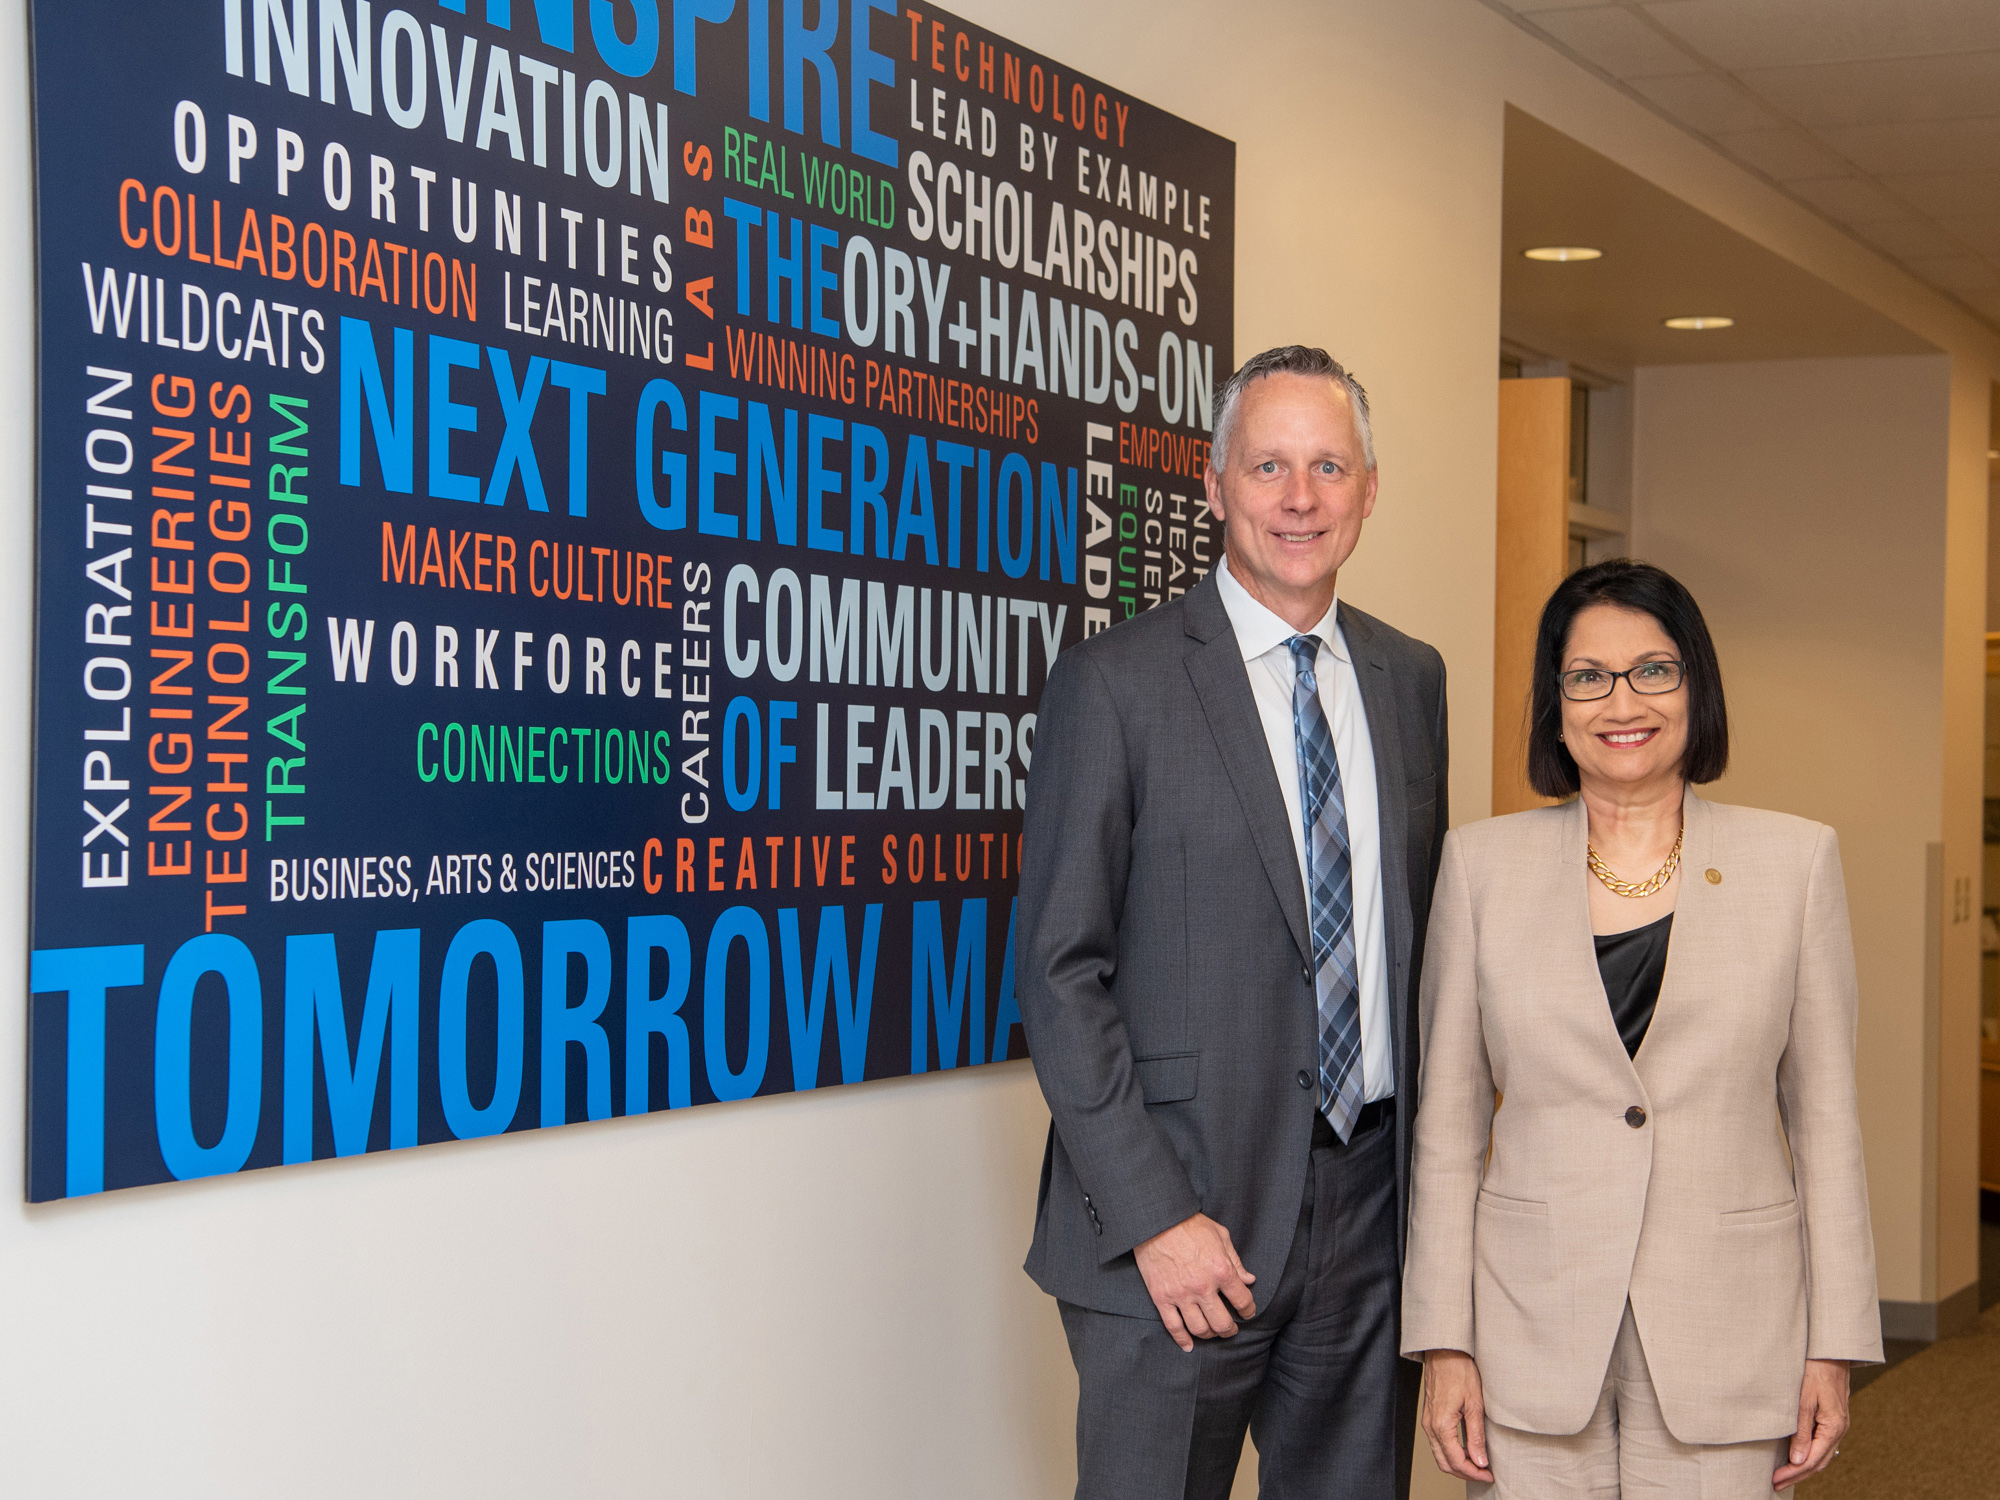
<box><xmin>1401</xmin><ymin>790</ymin><xmax>1881</xmax><ymax>1444</ymax></box>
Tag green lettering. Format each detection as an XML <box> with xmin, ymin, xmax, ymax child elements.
<box><xmin>267</xmin><ymin>702</ymin><xmax>306</xmax><ymax>750</ymax></box>
<box><xmin>266</xmin><ymin>650</ymin><xmax>308</xmax><ymax>695</ymax></box>
<box><xmin>269</xmin><ymin>393</ymin><xmax>310</xmax><ymax>455</ymax></box>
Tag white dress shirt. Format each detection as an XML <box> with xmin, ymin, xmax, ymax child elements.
<box><xmin>1215</xmin><ymin>556</ymin><xmax>1394</xmax><ymax>1104</ymax></box>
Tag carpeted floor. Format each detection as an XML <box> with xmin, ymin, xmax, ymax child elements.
<box><xmin>1797</xmin><ymin>1300</ymin><xmax>2000</xmax><ymax>1498</ymax></box>
<box><xmin>1798</xmin><ymin>1223</ymin><xmax>2000</xmax><ymax>1499</ymax></box>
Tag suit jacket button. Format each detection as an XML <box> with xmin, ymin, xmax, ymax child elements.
<box><xmin>1301</xmin><ymin>964</ymin><xmax>1312</xmax><ymax>983</ymax></box>
<box><xmin>1297</xmin><ymin>1070</ymin><xmax>1313</xmax><ymax>1090</ymax></box>
<box><xmin>1625</xmin><ymin>1105</ymin><xmax>1647</xmax><ymax>1128</ymax></box>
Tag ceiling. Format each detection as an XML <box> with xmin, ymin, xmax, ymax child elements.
<box><xmin>1503</xmin><ymin>108</ymin><xmax>1935</xmax><ymax>373</ymax></box>
<box><xmin>1483</xmin><ymin>0</ymin><xmax>2000</xmax><ymax>335</ymax></box>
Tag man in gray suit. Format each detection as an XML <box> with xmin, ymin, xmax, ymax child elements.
<box><xmin>1018</xmin><ymin>346</ymin><xmax>1448</xmax><ymax>1499</ymax></box>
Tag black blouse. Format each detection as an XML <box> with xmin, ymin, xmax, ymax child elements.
<box><xmin>1594</xmin><ymin>912</ymin><xmax>1673</xmax><ymax>1058</ymax></box>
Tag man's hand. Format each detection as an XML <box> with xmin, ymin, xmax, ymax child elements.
<box><xmin>1133</xmin><ymin>1213</ymin><xmax>1257</xmax><ymax>1352</ymax></box>
<box><xmin>1773</xmin><ymin>1358</ymin><xmax>1850</xmax><ymax>1489</ymax></box>
<box><xmin>1419</xmin><ymin>1349</ymin><xmax>1493</xmax><ymax>1483</ymax></box>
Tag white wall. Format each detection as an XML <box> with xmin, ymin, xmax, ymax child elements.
<box><xmin>5</xmin><ymin>0</ymin><xmax>1998</xmax><ymax>1495</ymax></box>
<box><xmin>5</xmin><ymin>1062</ymin><xmax>1075</xmax><ymax>1496</ymax></box>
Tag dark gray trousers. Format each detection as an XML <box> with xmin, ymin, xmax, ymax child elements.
<box><xmin>1058</xmin><ymin>1108</ymin><xmax>1417</xmax><ymax>1500</ymax></box>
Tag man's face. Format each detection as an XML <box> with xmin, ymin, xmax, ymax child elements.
<box><xmin>1205</xmin><ymin>373</ymin><xmax>1378</xmax><ymax>620</ymax></box>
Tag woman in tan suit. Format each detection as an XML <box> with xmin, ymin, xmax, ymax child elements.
<box><xmin>1403</xmin><ymin>560</ymin><xmax>1879</xmax><ymax>1496</ymax></box>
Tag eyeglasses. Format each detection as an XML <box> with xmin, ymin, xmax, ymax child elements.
<box><xmin>1557</xmin><ymin>660</ymin><xmax>1685</xmax><ymax>701</ymax></box>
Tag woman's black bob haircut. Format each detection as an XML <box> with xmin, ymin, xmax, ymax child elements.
<box><xmin>1527</xmin><ymin>559</ymin><xmax>1729</xmax><ymax>799</ymax></box>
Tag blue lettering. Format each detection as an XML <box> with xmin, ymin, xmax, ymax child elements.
<box><xmin>850</xmin><ymin>0</ymin><xmax>898</xmax><ymax>168</ymax></box>
<box><xmin>808</xmin><ymin>223</ymin><xmax>840</xmax><ymax>336</ymax></box>
<box><xmin>627</xmin><ymin>914</ymin><xmax>694</xmax><ymax>1111</ymax></box>
<box><xmin>698</xmin><ymin>388</ymin><xmax>741</xmax><ymax>537</ymax></box>
<box><xmin>779</xmin><ymin>904</ymin><xmax>881</xmax><ymax>1088</ymax></box>
<box><xmin>991</xmin><ymin>898</ymin><xmax>1021</xmax><ymax>1060</ymax></box>
<box><xmin>634</xmin><ymin>376</ymin><xmax>689</xmax><ymax>530</ymax></box>
<box><xmin>673</xmin><ymin>0</ymin><xmax>736</xmax><ymax>94</ymax></box>
<box><xmin>909</xmin><ymin>898</ymin><xmax>985</xmax><ymax>1071</ymax></box>
<box><xmin>487</xmin><ymin>347</ymin><xmax>551</xmax><ymax>509</ymax></box>
<box><xmin>975</xmin><ymin>446</ymin><xmax>992</xmax><ymax>573</ymax></box>
<box><xmin>438</xmin><ymin>919</ymin><xmax>525</xmax><ymax>1138</ymax></box>
<box><xmin>805</xmin><ymin>412</ymin><xmax>843</xmax><ymax>551</ymax></box>
<box><xmin>548</xmin><ymin>359</ymin><xmax>606</xmax><ymax>517</ymax></box>
<box><xmin>997</xmin><ymin>451</ymin><xmax>1032</xmax><ymax>579</ymax></box>
<box><xmin>282</xmin><ymin>929</ymin><xmax>420</xmax><ymax>1162</ymax></box>
<box><xmin>723</xmin><ymin>196</ymin><xmax>762</xmax><ymax>315</ymax></box>
<box><xmin>474</xmin><ymin>0</ymin><xmax>576</xmax><ymax>51</ymax></box>
<box><xmin>767</xmin><ymin>209</ymin><xmax>804</xmax><ymax>328</ymax></box>
<box><xmin>428</xmin><ymin>334</ymin><xmax>482</xmax><ymax>502</ymax></box>
<box><xmin>783</xmin><ymin>0</ymin><xmax>840</xmax><ymax>145</ymax></box>
<box><xmin>29</xmin><ymin>944</ymin><xmax>145</xmax><ymax>1198</ymax></box>
<box><xmin>746</xmin><ymin>0</ymin><xmax>771</xmax><ymax>121</ymax></box>
<box><xmin>768</xmin><ymin>699</ymin><xmax>798</xmax><ymax>809</ymax></box>
<box><xmin>893</xmin><ymin>433</ymin><xmax>938</xmax><ymax>563</ymax></box>
<box><xmin>936</xmin><ymin>439</ymin><xmax>973</xmax><ymax>568</ymax></box>
<box><xmin>722</xmin><ymin>696</ymin><xmax>761</xmax><ymax>811</ymax></box>
<box><xmin>339</xmin><ymin>315</ymin><xmax>413</xmax><ymax>493</ymax></box>
<box><xmin>704</xmin><ymin>906</ymin><xmax>771</xmax><ymax>1101</ymax></box>
<box><xmin>155</xmin><ymin>934</ymin><xmax>263</xmax><ymax>1181</ymax></box>
<box><xmin>541</xmin><ymin>919</ymin><xmax>613</xmax><ymax>1125</ymax></box>
<box><xmin>1039</xmin><ymin>461</ymin><xmax>1078</xmax><ymax>583</ymax></box>
<box><xmin>850</xmin><ymin>421</ymin><xmax>890</xmax><ymax>557</ymax></box>
<box><xmin>590</xmin><ymin>0</ymin><xmax>660</xmax><ymax>76</ymax></box>
<box><xmin>747</xmin><ymin>400</ymin><xmax>798</xmax><ymax>544</ymax></box>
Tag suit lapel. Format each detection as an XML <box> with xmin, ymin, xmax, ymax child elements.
<box><xmin>1561</xmin><ymin>795</ymin><xmax>1636</xmax><ymax>1061</ymax></box>
<box><xmin>1182</xmin><ymin>584</ymin><xmax>1313</xmax><ymax>968</ymax></box>
<box><xmin>1342</xmin><ymin>605</ymin><xmax>1415</xmax><ymax>1082</ymax></box>
<box><xmin>1570</xmin><ymin>791</ymin><xmax>1710</xmax><ymax>1080</ymax></box>
<box><xmin>1638</xmin><ymin>788</ymin><xmax>1712</xmax><ymax>1066</ymax></box>
<box><xmin>1343</xmin><ymin>605</ymin><xmax>1412</xmax><ymax>977</ymax></box>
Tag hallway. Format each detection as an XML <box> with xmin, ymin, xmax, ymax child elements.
<box><xmin>1801</xmin><ymin>1221</ymin><xmax>2000</xmax><ymax>1497</ymax></box>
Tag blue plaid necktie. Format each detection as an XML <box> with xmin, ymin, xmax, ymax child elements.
<box><xmin>1289</xmin><ymin>635</ymin><xmax>1364</xmax><ymax>1141</ymax></box>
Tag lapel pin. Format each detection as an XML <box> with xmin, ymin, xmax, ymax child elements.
<box><xmin>1705</xmin><ymin>869</ymin><xmax>1722</xmax><ymax>885</ymax></box>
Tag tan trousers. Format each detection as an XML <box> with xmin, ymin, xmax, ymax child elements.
<box><xmin>1472</xmin><ymin>1305</ymin><xmax>1793</xmax><ymax>1499</ymax></box>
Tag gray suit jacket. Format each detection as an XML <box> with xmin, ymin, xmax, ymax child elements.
<box><xmin>1018</xmin><ymin>572</ymin><xmax>1448</xmax><ymax>1317</ymax></box>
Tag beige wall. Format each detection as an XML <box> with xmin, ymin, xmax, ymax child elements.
<box><xmin>1939</xmin><ymin>365</ymin><xmax>1991</xmax><ymax>1304</ymax></box>
<box><xmin>1986</xmin><ymin>479</ymin><xmax>2000</xmax><ymax>632</ymax></box>
<box><xmin>1628</xmin><ymin>356</ymin><xmax>1964</xmax><ymax>1307</ymax></box>
<box><xmin>2</xmin><ymin>0</ymin><xmax>1996</xmax><ymax>1495</ymax></box>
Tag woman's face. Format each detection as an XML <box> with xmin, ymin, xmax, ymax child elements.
<box><xmin>1557</xmin><ymin>604</ymin><xmax>1689</xmax><ymax>796</ymax></box>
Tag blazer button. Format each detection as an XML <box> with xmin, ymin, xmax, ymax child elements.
<box><xmin>1297</xmin><ymin>1070</ymin><xmax>1313</xmax><ymax>1090</ymax></box>
<box><xmin>1301</xmin><ymin>963</ymin><xmax>1312</xmax><ymax>983</ymax></box>
<box><xmin>1625</xmin><ymin>1105</ymin><xmax>1647</xmax><ymax>1128</ymax></box>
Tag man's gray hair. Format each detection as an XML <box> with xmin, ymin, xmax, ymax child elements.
<box><xmin>1209</xmin><ymin>346</ymin><xmax>1376</xmax><ymax>475</ymax></box>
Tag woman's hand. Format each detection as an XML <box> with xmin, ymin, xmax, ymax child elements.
<box><xmin>1772</xmin><ymin>1358</ymin><xmax>1850</xmax><ymax>1489</ymax></box>
<box><xmin>1419</xmin><ymin>1348</ymin><xmax>1494</xmax><ymax>1483</ymax></box>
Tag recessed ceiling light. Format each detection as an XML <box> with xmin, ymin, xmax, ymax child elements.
<box><xmin>1523</xmin><ymin>246</ymin><xmax>1602</xmax><ymax>262</ymax></box>
<box><xmin>1663</xmin><ymin>315</ymin><xmax>1734</xmax><ymax>330</ymax></box>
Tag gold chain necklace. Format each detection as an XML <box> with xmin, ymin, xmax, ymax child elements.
<box><xmin>1587</xmin><ymin>822</ymin><xmax>1683</xmax><ymax>899</ymax></box>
